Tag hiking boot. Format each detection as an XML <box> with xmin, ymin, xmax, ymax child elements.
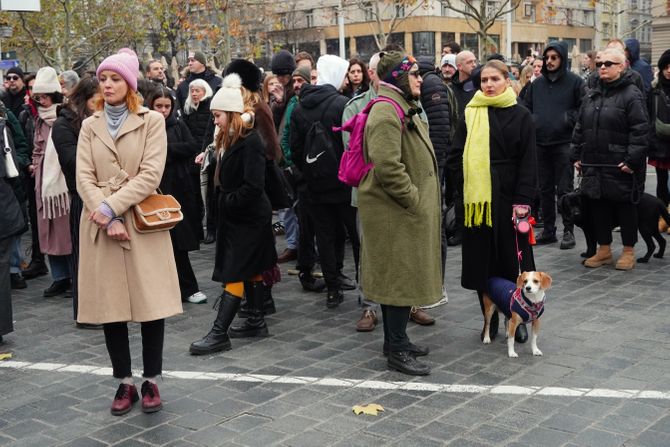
<box><xmin>615</xmin><ymin>246</ymin><xmax>636</xmax><ymax>270</ymax></box>
<box><xmin>560</xmin><ymin>230</ymin><xmax>576</xmax><ymax>250</ymax></box>
<box><xmin>584</xmin><ymin>244</ymin><xmax>613</xmax><ymax>268</ymax></box>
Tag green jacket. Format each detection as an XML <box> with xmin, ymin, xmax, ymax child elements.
<box><xmin>358</xmin><ymin>85</ymin><xmax>442</xmax><ymax>306</ymax></box>
<box><xmin>279</xmin><ymin>95</ymin><xmax>298</xmax><ymax>167</ymax></box>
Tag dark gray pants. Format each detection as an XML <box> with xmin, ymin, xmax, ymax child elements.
<box><xmin>537</xmin><ymin>143</ymin><xmax>574</xmax><ymax>234</ymax></box>
<box><xmin>0</xmin><ymin>237</ymin><xmax>14</xmax><ymax>336</ymax></box>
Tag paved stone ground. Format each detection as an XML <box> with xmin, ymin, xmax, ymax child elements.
<box><xmin>2</xmin><ymin>175</ymin><xmax>670</xmax><ymax>447</ymax></box>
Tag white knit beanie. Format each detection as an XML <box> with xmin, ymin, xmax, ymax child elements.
<box><xmin>210</xmin><ymin>73</ymin><xmax>244</xmax><ymax>113</ymax></box>
<box><xmin>33</xmin><ymin>67</ymin><xmax>62</xmax><ymax>94</ymax></box>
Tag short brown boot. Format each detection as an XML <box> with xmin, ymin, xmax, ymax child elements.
<box><xmin>615</xmin><ymin>246</ymin><xmax>636</xmax><ymax>270</ymax></box>
<box><xmin>584</xmin><ymin>244</ymin><xmax>613</xmax><ymax>268</ymax></box>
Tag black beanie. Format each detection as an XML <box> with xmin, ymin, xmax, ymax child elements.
<box><xmin>225</xmin><ymin>59</ymin><xmax>262</xmax><ymax>92</ymax></box>
<box><xmin>659</xmin><ymin>50</ymin><xmax>670</xmax><ymax>71</ymax></box>
<box><xmin>271</xmin><ymin>50</ymin><xmax>296</xmax><ymax>76</ymax></box>
<box><xmin>6</xmin><ymin>66</ymin><xmax>24</xmax><ymax>78</ymax></box>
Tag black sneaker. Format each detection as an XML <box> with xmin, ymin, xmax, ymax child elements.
<box><xmin>10</xmin><ymin>273</ymin><xmax>27</xmax><ymax>290</ymax></box>
<box><xmin>560</xmin><ymin>231</ymin><xmax>576</xmax><ymax>249</ymax></box>
<box><xmin>535</xmin><ymin>230</ymin><xmax>558</xmax><ymax>245</ymax></box>
<box><xmin>326</xmin><ymin>289</ymin><xmax>344</xmax><ymax>308</ymax></box>
<box><xmin>43</xmin><ymin>279</ymin><xmax>71</xmax><ymax>297</ymax></box>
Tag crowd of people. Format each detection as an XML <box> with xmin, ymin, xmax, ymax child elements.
<box><xmin>0</xmin><ymin>35</ymin><xmax>668</xmax><ymax>415</ymax></box>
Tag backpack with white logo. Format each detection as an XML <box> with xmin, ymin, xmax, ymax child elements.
<box><xmin>301</xmin><ymin>98</ymin><xmax>343</xmax><ymax>193</ymax></box>
<box><xmin>334</xmin><ymin>97</ymin><xmax>405</xmax><ymax>187</ymax></box>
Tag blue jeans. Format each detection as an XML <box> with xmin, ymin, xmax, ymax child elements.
<box><xmin>10</xmin><ymin>236</ymin><xmax>23</xmax><ymax>274</ymax></box>
<box><xmin>48</xmin><ymin>255</ymin><xmax>71</xmax><ymax>281</ymax></box>
<box><xmin>284</xmin><ymin>207</ymin><xmax>298</xmax><ymax>250</ymax></box>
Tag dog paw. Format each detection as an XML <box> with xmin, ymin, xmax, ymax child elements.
<box><xmin>482</xmin><ymin>336</ymin><xmax>491</xmax><ymax>344</ymax></box>
<box><xmin>508</xmin><ymin>351</ymin><xmax>519</xmax><ymax>358</ymax></box>
<box><xmin>532</xmin><ymin>349</ymin><xmax>543</xmax><ymax>356</ymax></box>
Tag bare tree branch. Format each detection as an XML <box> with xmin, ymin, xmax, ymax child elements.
<box><xmin>17</xmin><ymin>12</ymin><xmax>59</xmax><ymax>68</ymax></box>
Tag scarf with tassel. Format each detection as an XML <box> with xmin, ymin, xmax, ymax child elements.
<box><xmin>463</xmin><ymin>87</ymin><xmax>517</xmax><ymax>228</ymax></box>
<box><xmin>38</xmin><ymin>105</ymin><xmax>70</xmax><ymax>219</ymax></box>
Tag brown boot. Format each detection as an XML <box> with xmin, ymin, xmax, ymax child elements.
<box><xmin>584</xmin><ymin>244</ymin><xmax>613</xmax><ymax>268</ymax></box>
<box><xmin>615</xmin><ymin>246</ymin><xmax>636</xmax><ymax>270</ymax></box>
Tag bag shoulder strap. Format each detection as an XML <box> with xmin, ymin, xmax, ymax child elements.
<box><xmin>365</xmin><ymin>97</ymin><xmax>406</xmax><ymax>125</ymax></box>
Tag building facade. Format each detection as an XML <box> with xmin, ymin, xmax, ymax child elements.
<box><xmin>652</xmin><ymin>0</ymin><xmax>670</xmax><ymax>64</ymax></box>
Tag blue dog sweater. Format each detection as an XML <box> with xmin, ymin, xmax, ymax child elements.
<box><xmin>486</xmin><ymin>277</ymin><xmax>545</xmax><ymax>323</ymax></box>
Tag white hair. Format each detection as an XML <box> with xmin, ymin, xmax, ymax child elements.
<box><xmin>184</xmin><ymin>79</ymin><xmax>213</xmax><ymax>114</ymax></box>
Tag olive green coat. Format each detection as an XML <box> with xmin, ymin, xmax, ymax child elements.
<box><xmin>358</xmin><ymin>85</ymin><xmax>442</xmax><ymax>306</ymax></box>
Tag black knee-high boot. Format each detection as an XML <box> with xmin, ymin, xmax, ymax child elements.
<box><xmin>477</xmin><ymin>290</ymin><xmax>498</xmax><ymax>341</ymax></box>
<box><xmin>189</xmin><ymin>292</ymin><xmax>241</xmax><ymax>355</ymax></box>
<box><xmin>229</xmin><ymin>281</ymin><xmax>269</xmax><ymax>338</ymax></box>
<box><xmin>238</xmin><ymin>284</ymin><xmax>276</xmax><ymax>318</ymax></box>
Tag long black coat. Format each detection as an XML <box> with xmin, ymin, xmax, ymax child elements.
<box><xmin>570</xmin><ymin>72</ymin><xmax>649</xmax><ymax>203</ymax></box>
<box><xmin>212</xmin><ymin>130</ymin><xmax>276</xmax><ymax>283</ymax></box>
<box><xmin>160</xmin><ymin>115</ymin><xmax>201</xmax><ymax>252</ymax></box>
<box><xmin>448</xmin><ymin>104</ymin><xmax>538</xmax><ymax>291</ymax></box>
<box><xmin>52</xmin><ymin>108</ymin><xmax>79</xmax><ymax>192</ymax></box>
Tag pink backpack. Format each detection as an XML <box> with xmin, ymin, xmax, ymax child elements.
<box><xmin>334</xmin><ymin>96</ymin><xmax>405</xmax><ymax>187</ymax></box>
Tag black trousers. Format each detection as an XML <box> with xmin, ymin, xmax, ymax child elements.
<box><xmin>296</xmin><ymin>191</ymin><xmax>317</xmax><ymax>273</ymax></box>
<box><xmin>656</xmin><ymin>167</ymin><xmax>669</xmax><ymax>206</ymax></box>
<box><xmin>69</xmin><ymin>194</ymin><xmax>83</xmax><ymax>320</ymax></box>
<box><xmin>103</xmin><ymin>319</ymin><xmax>165</xmax><ymax>379</ymax></box>
<box><xmin>22</xmin><ymin>174</ymin><xmax>43</xmax><ymax>263</ymax></box>
<box><xmin>173</xmin><ymin>248</ymin><xmax>199</xmax><ymax>299</ymax></box>
<box><xmin>590</xmin><ymin>199</ymin><xmax>638</xmax><ymax>246</ymax></box>
<box><xmin>205</xmin><ymin>165</ymin><xmax>218</xmax><ymax>234</ymax></box>
<box><xmin>537</xmin><ymin>143</ymin><xmax>574</xmax><ymax>233</ymax></box>
<box><xmin>307</xmin><ymin>202</ymin><xmax>360</xmax><ymax>290</ymax></box>
<box><xmin>0</xmin><ymin>237</ymin><xmax>13</xmax><ymax>336</ymax></box>
<box><xmin>380</xmin><ymin>305</ymin><xmax>411</xmax><ymax>352</ymax></box>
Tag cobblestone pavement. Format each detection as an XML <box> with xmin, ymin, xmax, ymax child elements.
<box><xmin>2</xmin><ymin>176</ymin><xmax>670</xmax><ymax>447</ymax></box>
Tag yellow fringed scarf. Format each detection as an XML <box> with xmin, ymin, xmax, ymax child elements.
<box><xmin>463</xmin><ymin>87</ymin><xmax>517</xmax><ymax>227</ymax></box>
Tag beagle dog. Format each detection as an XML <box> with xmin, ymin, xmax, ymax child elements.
<box><xmin>482</xmin><ymin>271</ymin><xmax>552</xmax><ymax>358</ymax></box>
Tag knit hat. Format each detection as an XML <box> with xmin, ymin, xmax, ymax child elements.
<box><xmin>376</xmin><ymin>51</ymin><xmax>416</xmax><ymax>96</ymax></box>
<box><xmin>210</xmin><ymin>73</ymin><xmax>244</xmax><ymax>113</ymax></box>
<box><xmin>96</xmin><ymin>52</ymin><xmax>139</xmax><ymax>92</ymax></box>
<box><xmin>224</xmin><ymin>59</ymin><xmax>262</xmax><ymax>92</ymax></box>
<box><xmin>659</xmin><ymin>49</ymin><xmax>670</xmax><ymax>71</ymax></box>
<box><xmin>6</xmin><ymin>66</ymin><xmax>24</xmax><ymax>79</ymax></box>
<box><xmin>189</xmin><ymin>51</ymin><xmax>207</xmax><ymax>67</ymax></box>
<box><xmin>316</xmin><ymin>54</ymin><xmax>349</xmax><ymax>89</ymax></box>
<box><xmin>292</xmin><ymin>66</ymin><xmax>311</xmax><ymax>84</ymax></box>
<box><xmin>486</xmin><ymin>53</ymin><xmax>505</xmax><ymax>63</ymax></box>
<box><xmin>32</xmin><ymin>67</ymin><xmax>62</xmax><ymax>94</ymax></box>
<box><xmin>271</xmin><ymin>50</ymin><xmax>296</xmax><ymax>76</ymax></box>
<box><xmin>441</xmin><ymin>54</ymin><xmax>457</xmax><ymax>69</ymax></box>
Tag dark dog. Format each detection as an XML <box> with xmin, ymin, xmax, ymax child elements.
<box><xmin>559</xmin><ymin>192</ymin><xmax>670</xmax><ymax>263</ymax></box>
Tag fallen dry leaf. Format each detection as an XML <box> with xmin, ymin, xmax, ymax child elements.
<box><xmin>0</xmin><ymin>353</ymin><xmax>12</xmax><ymax>360</ymax></box>
<box><xmin>352</xmin><ymin>403</ymin><xmax>384</xmax><ymax>416</ymax></box>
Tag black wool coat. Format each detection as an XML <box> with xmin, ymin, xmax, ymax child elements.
<box><xmin>212</xmin><ymin>130</ymin><xmax>277</xmax><ymax>283</ymax></box>
<box><xmin>570</xmin><ymin>73</ymin><xmax>649</xmax><ymax>203</ymax></box>
<box><xmin>160</xmin><ymin>115</ymin><xmax>202</xmax><ymax>252</ymax></box>
<box><xmin>448</xmin><ymin>104</ymin><xmax>538</xmax><ymax>291</ymax></box>
<box><xmin>52</xmin><ymin>108</ymin><xmax>79</xmax><ymax>192</ymax></box>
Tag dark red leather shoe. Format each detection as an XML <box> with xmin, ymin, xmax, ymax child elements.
<box><xmin>140</xmin><ymin>381</ymin><xmax>162</xmax><ymax>413</ymax></box>
<box><xmin>111</xmin><ymin>383</ymin><xmax>138</xmax><ymax>416</ymax></box>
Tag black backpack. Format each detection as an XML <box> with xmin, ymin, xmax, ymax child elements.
<box><xmin>301</xmin><ymin>97</ymin><xmax>343</xmax><ymax>193</ymax></box>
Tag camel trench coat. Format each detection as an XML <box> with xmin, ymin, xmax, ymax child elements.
<box><xmin>76</xmin><ymin>107</ymin><xmax>182</xmax><ymax>324</ymax></box>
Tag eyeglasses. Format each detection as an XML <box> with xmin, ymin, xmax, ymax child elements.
<box><xmin>543</xmin><ymin>55</ymin><xmax>560</xmax><ymax>61</ymax></box>
<box><xmin>408</xmin><ymin>71</ymin><xmax>422</xmax><ymax>78</ymax></box>
<box><xmin>5</xmin><ymin>75</ymin><xmax>20</xmax><ymax>81</ymax></box>
<box><xmin>32</xmin><ymin>94</ymin><xmax>48</xmax><ymax>102</ymax></box>
<box><xmin>596</xmin><ymin>61</ymin><xmax>621</xmax><ymax>68</ymax></box>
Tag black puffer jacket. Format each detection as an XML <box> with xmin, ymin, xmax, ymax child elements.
<box><xmin>571</xmin><ymin>72</ymin><xmax>649</xmax><ymax>202</ymax></box>
<box><xmin>522</xmin><ymin>41</ymin><xmax>585</xmax><ymax>145</ymax></box>
<box><xmin>176</xmin><ymin>69</ymin><xmax>221</xmax><ymax>112</ymax></box>
<box><xmin>182</xmin><ymin>97</ymin><xmax>213</xmax><ymax>149</ymax></box>
<box><xmin>289</xmin><ymin>83</ymin><xmax>350</xmax><ymax>204</ymax></box>
<box><xmin>417</xmin><ymin>58</ymin><xmax>451</xmax><ymax>168</ymax></box>
<box><xmin>648</xmin><ymin>78</ymin><xmax>670</xmax><ymax>162</ymax></box>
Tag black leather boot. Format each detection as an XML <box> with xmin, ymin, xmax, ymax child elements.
<box><xmin>238</xmin><ymin>284</ymin><xmax>276</xmax><ymax>318</ymax></box>
<box><xmin>229</xmin><ymin>281</ymin><xmax>269</xmax><ymax>338</ymax></box>
<box><xmin>515</xmin><ymin>323</ymin><xmax>528</xmax><ymax>343</ymax></box>
<box><xmin>43</xmin><ymin>278</ymin><xmax>71</xmax><ymax>297</ymax></box>
<box><xmin>189</xmin><ymin>292</ymin><xmax>241</xmax><ymax>355</ymax></box>
<box><xmin>388</xmin><ymin>351</ymin><xmax>431</xmax><ymax>376</ymax></box>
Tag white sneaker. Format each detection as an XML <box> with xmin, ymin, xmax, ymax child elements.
<box><xmin>187</xmin><ymin>291</ymin><xmax>207</xmax><ymax>304</ymax></box>
<box><xmin>422</xmin><ymin>286</ymin><xmax>449</xmax><ymax>309</ymax></box>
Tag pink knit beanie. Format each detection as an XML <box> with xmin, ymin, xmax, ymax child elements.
<box><xmin>96</xmin><ymin>52</ymin><xmax>139</xmax><ymax>92</ymax></box>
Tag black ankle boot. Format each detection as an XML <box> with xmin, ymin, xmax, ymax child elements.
<box><xmin>229</xmin><ymin>281</ymin><xmax>269</xmax><ymax>338</ymax></box>
<box><xmin>515</xmin><ymin>323</ymin><xmax>528</xmax><ymax>343</ymax></box>
<box><xmin>388</xmin><ymin>351</ymin><xmax>431</xmax><ymax>376</ymax></box>
<box><xmin>189</xmin><ymin>292</ymin><xmax>241</xmax><ymax>355</ymax></box>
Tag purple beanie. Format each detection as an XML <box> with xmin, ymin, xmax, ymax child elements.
<box><xmin>96</xmin><ymin>52</ymin><xmax>139</xmax><ymax>92</ymax></box>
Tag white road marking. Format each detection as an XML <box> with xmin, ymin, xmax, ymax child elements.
<box><xmin>1</xmin><ymin>360</ymin><xmax>668</xmax><ymax>400</ymax></box>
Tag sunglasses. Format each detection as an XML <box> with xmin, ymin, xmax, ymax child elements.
<box><xmin>596</xmin><ymin>61</ymin><xmax>621</xmax><ymax>68</ymax></box>
<box><xmin>408</xmin><ymin>71</ymin><xmax>422</xmax><ymax>78</ymax></box>
<box><xmin>5</xmin><ymin>75</ymin><xmax>20</xmax><ymax>81</ymax></box>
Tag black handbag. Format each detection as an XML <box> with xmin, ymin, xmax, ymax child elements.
<box><xmin>265</xmin><ymin>159</ymin><xmax>293</xmax><ymax>210</ymax></box>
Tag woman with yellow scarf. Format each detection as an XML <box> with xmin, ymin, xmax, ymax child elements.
<box><xmin>447</xmin><ymin>60</ymin><xmax>538</xmax><ymax>343</ymax></box>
